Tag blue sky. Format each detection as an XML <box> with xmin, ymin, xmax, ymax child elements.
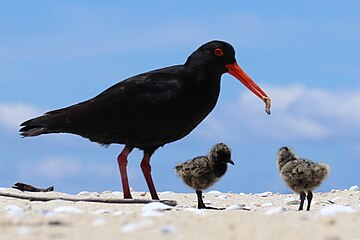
<box><xmin>1</xmin><ymin>1</ymin><xmax>360</xmax><ymax>194</ymax></box>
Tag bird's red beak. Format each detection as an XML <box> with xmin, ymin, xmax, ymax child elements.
<box><xmin>225</xmin><ymin>62</ymin><xmax>271</xmax><ymax>114</ymax></box>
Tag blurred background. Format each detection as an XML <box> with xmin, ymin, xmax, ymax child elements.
<box><xmin>1</xmin><ymin>1</ymin><xmax>359</xmax><ymax>194</ymax></box>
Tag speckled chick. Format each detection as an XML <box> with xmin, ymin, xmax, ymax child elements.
<box><xmin>277</xmin><ymin>146</ymin><xmax>330</xmax><ymax>211</ymax></box>
<box><xmin>175</xmin><ymin>143</ymin><xmax>234</xmax><ymax>209</ymax></box>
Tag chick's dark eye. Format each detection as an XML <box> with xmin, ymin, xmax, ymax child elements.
<box><xmin>214</xmin><ymin>48</ymin><xmax>224</xmax><ymax>57</ymax></box>
<box><xmin>218</xmin><ymin>151</ymin><xmax>230</xmax><ymax>159</ymax></box>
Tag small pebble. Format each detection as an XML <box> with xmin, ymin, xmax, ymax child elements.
<box><xmin>141</xmin><ymin>202</ymin><xmax>173</xmax><ymax>217</ymax></box>
<box><xmin>112</xmin><ymin>191</ymin><xmax>123</xmax><ymax>197</ymax></box>
<box><xmin>161</xmin><ymin>224</ymin><xmax>177</xmax><ymax>234</ymax></box>
<box><xmin>92</xmin><ymin>218</ymin><xmax>106</xmax><ymax>226</ymax></box>
<box><xmin>207</xmin><ymin>190</ymin><xmax>222</xmax><ymax>196</ymax></box>
<box><xmin>48</xmin><ymin>220</ymin><xmax>65</xmax><ymax>226</ymax></box>
<box><xmin>183</xmin><ymin>208</ymin><xmax>205</xmax><ymax>214</ymax></box>
<box><xmin>53</xmin><ymin>206</ymin><xmax>83</xmax><ymax>214</ymax></box>
<box><xmin>121</xmin><ymin>223</ymin><xmax>137</xmax><ymax>233</ymax></box>
<box><xmin>261</xmin><ymin>202</ymin><xmax>273</xmax><ymax>207</ymax></box>
<box><xmin>264</xmin><ymin>207</ymin><xmax>285</xmax><ymax>215</ymax></box>
<box><xmin>330</xmin><ymin>197</ymin><xmax>343</xmax><ymax>203</ymax></box>
<box><xmin>121</xmin><ymin>220</ymin><xmax>153</xmax><ymax>233</ymax></box>
<box><xmin>5</xmin><ymin>205</ymin><xmax>25</xmax><ymax>217</ymax></box>
<box><xmin>159</xmin><ymin>191</ymin><xmax>175</xmax><ymax>195</ymax></box>
<box><xmin>285</xmin><ymin>197</ymin><xmax>300</xmax><ymax>206</ymax></box>
<box><xmin>257</xmin><ymin>191</ymin><xmax>272</xmax><ymax>197</ymax></box>
<box><xmin>41</xmin><ymin>210</ymin><xmax>59</xmax><ymax>217</ymax></box>
<box><xmin>141</xmin><ymin>211</ymin><xmax>163</xmax><ymax>217</ymax></box>
<box><xmin>142</xmin><ymin>202</ymin><xmax>173</xmax><ymax>212</ymax></box>
<box><xmin>317</xmin><ymin>205</ymin><xmax>356</xmax><ymax>216</ymax></box>
<box><xmin>225</xmin><ymin>204</ymin><xmax>246</xmax><ymax>211</ymax></box>
<box><xmin>349</xmin><ymin>185</ymin><xmax>360</xmax><ymax>191</ymax></box>
<box><xmin>47</xmin><ymin>199</ymin><xmax>69</xmax><ymax>204</ymax></box>
<box><xmin>17</xmin><ymin>227</ymin><xmax>31</xmax><ymax>235</ymax></box>
<box><xmin>77</xmin><ymin>191</ymin><xmax>90</xmax><ymax>196</ymax></box>
<box><xmin>285</xmin><ymin>196</ymin><xmax>297</xmax><ymax>201</ymax></box>
<box><xmin>5</xmin><ymin>205</ymin><xmax>23</xmax><ymax>212</ymax></box>
<box><xmin>112</xmin><ymin>211</ymin><xmax>124</xmax><ymax>216</ymax></box>
<box><xmin>91</xmin><ymin>209</ymin><xmax>111</xmax><ymax>215</ymax></box>
<box><xmin>7</xmin><ymin>188</ymin><xmax>23</xmax><ymax>193</ymax></box>
<box><xmin>217</xmin><ymin>194</ymin><xmax>228</xmax><ymax>200</ymax></box>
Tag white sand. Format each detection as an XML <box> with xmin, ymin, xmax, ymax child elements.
<box><xmin>1</xmin><ymin>188</ymin><xmax>360</xmax><ymax>240</ymax></box>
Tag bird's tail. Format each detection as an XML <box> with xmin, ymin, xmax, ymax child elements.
<box><xmin>19</xmin><ymin>110</ymin><xmax>68</xmax><ymax>137</ymax></box>
<box><xmin>315</xmin><ymin>163</ymin><xmax>331</xmax><ymax>181</ymax></box>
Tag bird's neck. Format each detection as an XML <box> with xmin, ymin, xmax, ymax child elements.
<box><xmin>212</xmin><ymin>161</ymin><xmax>228</xmax><ymax>178</ymax></box>
<box><xmin>183</xmin><ymin>63</ymin><xmax>222</xmax><ymax>92</ymax></box>
<box><xmin>277</xmin><ymin>157</ymin><xmax>296</xmax><ymax>171</ymax></box>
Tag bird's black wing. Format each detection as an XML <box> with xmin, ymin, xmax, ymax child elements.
<box><xmin>20</xmin><ymin>65</ymin><xmax>189</xmax><ymax>146</ymax></box>
<box><xmin>176</xmin><ymin>157</ymin><xmax>212</xmax><ymax>178</ymax></box>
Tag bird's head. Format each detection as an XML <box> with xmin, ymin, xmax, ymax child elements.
<box><xmin>277</xmin><ymin>146</ymin><xmax>297</xmax><ymax>169</ymax></box>
<box><xmin>209</xmin><ymin>143</ymin><xmax>234</xmax><ymax>165</ymax></box>
<box><xmin>186</xmin><ymin>40</ymin><xmax>271</xmax><ymax>114</ymax></box>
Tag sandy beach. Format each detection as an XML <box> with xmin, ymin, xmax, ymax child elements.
<box><xmin>1</xmin><ymin>187</ymin><xmax>359</xmax><ymax>240</ymax></box>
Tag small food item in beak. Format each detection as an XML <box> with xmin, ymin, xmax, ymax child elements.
<box><xmin>263</xmin><ymin>96</ymin><xmax>271</xmax><ymax>115</ymax></box>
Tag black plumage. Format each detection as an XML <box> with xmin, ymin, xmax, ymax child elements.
<box><xmin>20</xmin><ymin>40</ymin><xmax>270</xmax><ymax>200</ymax></box>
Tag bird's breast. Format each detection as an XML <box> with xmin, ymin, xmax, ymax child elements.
<box><xmin>130</xmin><ymin>77</ymin><xmax>221</xmax><ymax>148</ymax></box>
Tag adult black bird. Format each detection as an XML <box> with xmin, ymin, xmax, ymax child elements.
<box><xmin>20</xmin><ymin>40</ymin><xmax>271</xmax><ymax>200</ymax></box>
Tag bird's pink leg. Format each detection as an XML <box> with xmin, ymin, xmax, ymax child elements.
<box><xmin>117</xmin><ymin>146</ymin><xmax>134</xmax><ymax>199</ymax></box>
<box><xmin>140</xmin><ymin>151</ymin><xmax>159</xmax><ymax>200</ymax></box>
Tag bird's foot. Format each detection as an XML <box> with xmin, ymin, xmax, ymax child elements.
<box><xmin>123</xmin><ymin>193</ymin><xmax>133</xmax><ymax>199</ymax></box>
<box><xmin>150</xmin><ymin>192</ymin><xmax>160</xmax><ymax>200</ymax></box>
<box><xmin>198</xmin><ymin>205</ymin><xmax>225</xmax><ymax>210</ymax></box>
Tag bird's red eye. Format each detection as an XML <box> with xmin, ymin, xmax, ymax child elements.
<box><xmin>214</xmin><ymin>48</ymin><xmax>224</xmax><ymax>57</ymax></box>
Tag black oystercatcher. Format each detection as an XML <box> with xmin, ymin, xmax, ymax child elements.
<box><xmin>20</xmin><ymin>40</ymin><xmax>270</xmax><ymax>200</ymax></box>
<box><xmin>175</xmin><ymin>143</ymin><xmax>234</xmax><ymax>209</ymax></box>
<box><xmin>277</xmin><ymin>147</ymin><xmax>330</xmax><ymax>211</ymax></box>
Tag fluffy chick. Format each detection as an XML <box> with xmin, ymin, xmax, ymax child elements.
<box><xmin>277</xmin><ymin>146</ymin><xmax>330</xmax><ymax>211</ymax></box>
<box><xmin>175</xmin><ymin>143</ymin><xmax>234</xmax><ymax>209</ymax></box>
